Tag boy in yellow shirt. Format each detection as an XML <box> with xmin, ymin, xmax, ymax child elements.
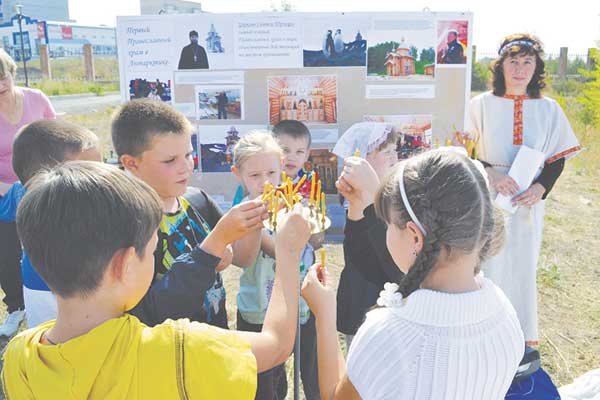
<box><xmin>2</xmin><ymin>161</ymin><xmax>313</xmax><ymax>399</ymax></box>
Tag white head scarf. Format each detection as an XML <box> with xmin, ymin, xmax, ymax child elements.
<box><xmin>332</xmin><ymin>122</ymin><xmax>394</xmax><ymax>159</ymax></box>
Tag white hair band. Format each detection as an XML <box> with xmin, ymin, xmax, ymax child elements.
<box><xmin>398</xmin><ymin>163</ymin><xmax>427</xmax><ymax>236</ymax></box>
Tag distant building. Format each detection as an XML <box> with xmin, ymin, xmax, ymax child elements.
<box><xmin>0</xmin><ymin>0</ymin><xmax>69</xmax><ymax>24</ymax></box>
<box><xmin>140</xmin><ymin>0</ymin><xmax>203</xmax><ymax>15</ymax></box>
<box><xmin>384</xmin><ymin>38</ymin><xmax>415</xmax><ymax>77</ymax></box>
<box><xmin>206</xmin><ymin>23</ymin><xmax>223</xmax><ymax>53</ymax></box>
<box><xmin>0</xmin><ymin>15</ymin><xmax>116</xmax><ymax>60</ymax></box>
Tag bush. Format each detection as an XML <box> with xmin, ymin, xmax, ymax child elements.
<box><xmin>471</xmin><ymin>60</ymin><xmax>490</xmax><ymax>92</ymax></box>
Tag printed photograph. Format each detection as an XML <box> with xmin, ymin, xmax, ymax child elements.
<box><xmin>195</xmin><ymin>85</ymin><xmax>243</xmax><ymax>120</ymax></box>
<box><xmin>364</xmin><ymin>115</ymin><xmax>433</xmax><ymax>159</ymax></box>
<box><xmin>303</xmin><ymin>17</ymin><xmax>369</xmax><ymax>67</ymax></box>
<box><xmin>367</xmin><ymin>18</ymin><xmax>437</xmax><ymax>81</ymax></box>
<box><xmin>267</xmin><ymin>75</ymin><xmax>337</xmax><ymax>125</ymax></box>
<box><xmin>197</xmin><ymin>125</ymin><xmax>266</xmax><ymax>172</ymax></box>
<box><xmin>436</xmin><ymin>20</ymin><xmax>468</xmax><ymax>65</ymax></box>
<box><xmin>129</xmin><ymin>77</ymin><xmax>172</xmax><ymax>102</ymax></box>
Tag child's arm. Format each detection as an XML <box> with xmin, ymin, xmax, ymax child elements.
<box><xmin>302</xmin><ymin>266</ymin><xmax>361</xmax><ymax>400</ymax></box>
<box><xmin>260</xmin><ymin>230</ymin><xmax>275</xmax><ymax>258</ymax></box>
<box><xmin>231</xmin><ymin>226</ymin><xmax>263</xmax><ymax>268</ymax></box>
<box><xmin>201</xmin><ymin>200</ymin><xmax>268</xmax><ymax>262</ymax></box>
<box><xmin>235</xmin><ymin>204</ymin><xmax>311</xmax><ymax>372</ymax></box>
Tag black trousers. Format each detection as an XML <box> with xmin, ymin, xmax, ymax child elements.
<box><xmin>237</xmin><ymin>311</ymin><xmax>321</xmax><ymax>400</ymax></box>
<box><xmin>0</xmin><ymin>221</ymin><xmax>24</xmax><ymax>313</ymax></box>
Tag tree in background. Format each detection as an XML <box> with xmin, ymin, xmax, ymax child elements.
<box><xmin>575</xmin><ymin>49</ymin><xmax>600</xmax><ymax>129</ymax></box>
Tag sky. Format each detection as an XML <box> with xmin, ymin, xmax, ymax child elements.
<box><xmin>68</xmin><ymin>0</ymin><xmax>599</xmax><ymax>55</ymax></box>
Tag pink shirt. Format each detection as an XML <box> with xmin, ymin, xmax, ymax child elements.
<box><xmin>0</xmin><ymin>88</ymin><xmax>56</xmax><ymax>183</ymax></box>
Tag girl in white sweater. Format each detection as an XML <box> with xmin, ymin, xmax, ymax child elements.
<box><xmin>302</xmin><ymin>149</ymin><xmax>525</xmax><ymax>399</ymax></box>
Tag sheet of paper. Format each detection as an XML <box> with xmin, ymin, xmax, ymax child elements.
<box><xmin>495</xmin><ymin>145</ymin><xmax>545</xmax><ymax>214</ymax></box>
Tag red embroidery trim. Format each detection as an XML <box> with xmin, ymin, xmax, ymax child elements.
<box><xmin>503</xmin><ymin>95</ymin><xmax>530</xmax><ymax>145</ymax></box>
<box><xmin>546</xmin><ymin>146</ymin><xmax>581</xmax><ymax>164</ymax></box>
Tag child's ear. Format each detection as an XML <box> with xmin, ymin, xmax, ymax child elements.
<box><xmin>120</xmin><ymin>154</ymin><xmax>139</xmax><ymax>173</ymax></box>
<box><xmin>231</xmin><ymin>165</ymin><xmax>241</xmax><ymax>180</ymax></box>
<box><xmin>109</xmin><ymin>247</ymin><xmax>137</xmax><ymax>284</ymax></box>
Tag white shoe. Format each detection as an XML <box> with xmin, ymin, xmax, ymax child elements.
<box><xmin>0</xmin><ymin>309</ymin><xmax>25</xmax><ymax>337</ymax></box>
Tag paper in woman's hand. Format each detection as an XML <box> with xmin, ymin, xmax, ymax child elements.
<box><xmin>495</xmin><ymin>145</ymin><xmax>545</xmax><ymax>214</ymax></box>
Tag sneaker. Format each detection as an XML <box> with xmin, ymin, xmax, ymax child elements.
<box><xmin>0</xmin><ymin>309</ymin><xmax>25</xmax><ymax>337</ymax></box>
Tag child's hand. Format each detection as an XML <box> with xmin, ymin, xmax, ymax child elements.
<box><xmin>213</xmin><ymin>199</ymin><xmax>268</xmax><ymax>244</ymax></box>
<box><xmin>275</xmin><ymin>203</ymin><xmax>311</xmax><ymax>257</ymax></box>
<box><xmin>301</xmin><ymin>264</ymin><xmax>336</xmax><ymax>319</ymax></box>
<box><xmin>215</xmin><ymin>244</ymin><xmax>233</xmax><ymax>272</ymax></box>
<box><xmin>336</xmin><ymin>157</ymin><xmax>380</xmax><ymax>216</ymax></box>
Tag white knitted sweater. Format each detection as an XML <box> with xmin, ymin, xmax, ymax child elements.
<box><xmin>347</xmin><ymin>277</ymin><xmax>524</xmax><ymax>400</ymax></box>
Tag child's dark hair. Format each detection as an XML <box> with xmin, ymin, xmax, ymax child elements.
<box><xmin>111</xmin><ymin>99</ymin><xmax>193</xmax><ymax>157</ymax></box>
<box><xmin>375</xmin><ymin>150</ymin><xmax>504</xmax><ymax>297</ymax></box>
<box><xmin>491</xmin><ymin>33</ymin><xmax>546</xmax><ymax>98</ymax></box>
<box><xmin>272</xmin><ymin>120</ymin><xmax>312</xmax><ymax>147</ymax></box>
<box><xmin>12</xmin><ymin>119</ymin><xmax>98</xmax><ymax>184</ymax></box>
<box><xmin>16</xmin><ymin>161</ymin><xmax>162</xmax><ymax>299</ymax></box>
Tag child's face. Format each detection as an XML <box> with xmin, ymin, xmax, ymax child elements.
<box><xmin>386</xmin><ymin>221</ymin><xmax>416</xmax><ymax>274</ymax></box>
<box><xmin>233</xmin><ymin>153</ymin><xmax>281</xmax><ymax>199</ymax></box>
<box><xmin>277</xmin><ymin>134</ymin><xmax>310</xmax><ymax>178</ymax></box>
<box><xmin>124</xmin><ymin>232</ymin><xmax>158</xmax><ymax>311</ymax></box>
<box><xmin>366</xmin><ymin>142</ymin><xmax>398</xmax><ymax>179</ymax></box>
<box><xmin>124</xmin><ymin>132</ymin><xmax>194</xmax><ymax>200</ymax></box>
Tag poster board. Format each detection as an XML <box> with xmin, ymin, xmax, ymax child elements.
<box><xmin>117</xmin><ymin>11</ymin><xmax>473</xmax><ymax>201</ymax></box>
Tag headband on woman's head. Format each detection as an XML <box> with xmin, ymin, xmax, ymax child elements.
<box><xmin>498</xmin><ymin>40</ymin><xmax>535</xmax><ymax>56</ymax></box>
<box><xmin>398</xmin><ymin>163</ymin><xmax>427</xmax><ymax>236</ymax></box>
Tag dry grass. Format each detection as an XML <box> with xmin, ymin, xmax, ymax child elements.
<box><xmin>0</xmin><ymin>103</ymin><xmax>598</xmax><ymax>397</ymax></box>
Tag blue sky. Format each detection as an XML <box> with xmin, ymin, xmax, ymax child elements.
<box><xmin>68</xmin><ymin>0</ymin><xmax>598</xmax><ymax>55</ymax></box>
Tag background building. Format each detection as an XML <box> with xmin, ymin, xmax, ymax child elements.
<box><xmin>0</xmin><ymin>0</ymin><xmax>69</xmax><ymax>24</ymax></box>
<box><xmin>140</xmin><ymin>0</ymin><xmax>202</xmax><ymax>15</ymax></box>
<box><xmin>0</xmin><ymin>15</ymin><xmax>116</xmax><ymax>60</ymax></box>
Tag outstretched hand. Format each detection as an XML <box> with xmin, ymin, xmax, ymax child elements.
<box><xmin>301</xmin><ymin>264</ymin><xmax>336</xmax><ymax>320</ymax></box>
<box><xmin>275</xmin><ymin>203</ymin><xmax>312</xmax><ymax>258</ymax></box>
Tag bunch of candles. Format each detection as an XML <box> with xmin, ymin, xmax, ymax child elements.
<box><xmin>445</xmin><ymin>132</ymin><xmax>478</xmax><ymax>159</ymax></box>
<box><xmin>261</xmin><ymin>172</ymin><xmax>331</xmax><ymax>234</ymax></box>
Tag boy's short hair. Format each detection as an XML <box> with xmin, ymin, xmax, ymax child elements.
<box><xmin>12</xmin><ymin>119</ymin><xmax>99</xmax><ymax>184</ymax></box>
<box><xmin>111</xmin><ymin>99</ymin><xmax>193</xmax><ymax>157</ymax></box>
<box><xmin>16</xmin><ymin>161</ymin><xmax>162</xmax><ymax>298</ymax></box>
<box><xmin>233</xmin><ymin>131</ymin><xmax>283</xmax><ymax>169</ymax></box>
<box><xmin>272</xmin><ymin>120</ymin><xmax>312</xmax><ymax>148</ymax></box>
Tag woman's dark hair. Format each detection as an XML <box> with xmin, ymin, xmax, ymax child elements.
<box><xmin>490</xmin><ymin>33</ymin><xmax>546</xmax><ymax>98</ymax></box>
<box><xmin>375</xmin><ymin>149</ymin><xmax>505</xmax><ymax>297</ymax></box>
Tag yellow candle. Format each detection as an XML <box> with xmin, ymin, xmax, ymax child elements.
<box><xmin>273</xmin><ymin>195</ymin><xmax>279</xmax><ymax>228</ymax></box>
<box><xmin>287</xmin><ymin>178</ymin><xmax>293</xmax><ymax>204</ymax></box>
<box><xmin>310</xmin><ymin>174</ymin><xmax>316</xmax><ymax>206</ymax></box>
<box><xmin>445</xmin><ymin>138</ymin><xmax>452</xmax><ymax>146</ymax></box>
<box><xmin>277</xmin><ymin>190</ymin><xmax>291</xmax><ymax>210</ymax></box>
<box><xmin>321</xmin><ymin>192</ymin><xmax>326</xmax><ymax>223</ymax></box>
<box><xmin>354</xmin><ymin>148</ymin><xmax>360</xmax><ymax>157</ymax></box>
<box><xmin>292</xmin><ymin>175</ymin><xmax>307</xmax><ymax>195</ymax></box>
<box><xmin>261</xmin><ymin>182</ymin><xmax>269</xmax><ymax>200</ymax></box>
<box><xmin>320</xmin><ymin>247</ymin><xmax>326</xmax><ymax>269</ymax></box>
<box><xmin>316</xmin><ymin>180</ymin><xmax>322</xmax><ymax>211</ymax></box>
<box><xmin>467</xmin><ymin>139</ymin><xmax>475</xmax><ymax>159</ymax></box>
<box><xmin>282</xmin><ymin>171</ymin><xmax>287</xmax><ymax>186</ymax></box>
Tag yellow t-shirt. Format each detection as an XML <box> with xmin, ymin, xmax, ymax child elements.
<box><xmin>2</xmin><ymin>314</ymin><xmax>257</xmax><ymax>399</ymax></box>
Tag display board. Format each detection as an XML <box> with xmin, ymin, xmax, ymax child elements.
<box><xmin>117</xmin><ymin>11</ymin><xmax>473</xmax><ymax>200</ymax></box>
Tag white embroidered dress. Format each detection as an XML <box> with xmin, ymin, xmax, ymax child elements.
<box><xmin>469</xmin><ymin>91</ymin><xmax>581</xmax><ymax>342</ymax></box>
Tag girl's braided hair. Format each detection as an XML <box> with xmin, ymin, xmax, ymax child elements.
<box><xmin>375</xmin><ymin>150</ymin><xmax>505</xmax><ymax>297</ymax></box>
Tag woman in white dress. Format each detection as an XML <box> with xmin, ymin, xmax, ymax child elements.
<box><xmin>469</xmin><ymin>34</ymin><xmax>581</xmax><ymax>345</ymax></box>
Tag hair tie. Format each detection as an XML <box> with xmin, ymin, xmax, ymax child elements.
<box><xmin>499</xmin><ymin>40</ymin><xmax>535</xmax><ymax>55</ymax></box>
<box><xmin>398</xmin><ymin>163</ymin><xmax>427</xmax><ymax>236</ymax></box>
